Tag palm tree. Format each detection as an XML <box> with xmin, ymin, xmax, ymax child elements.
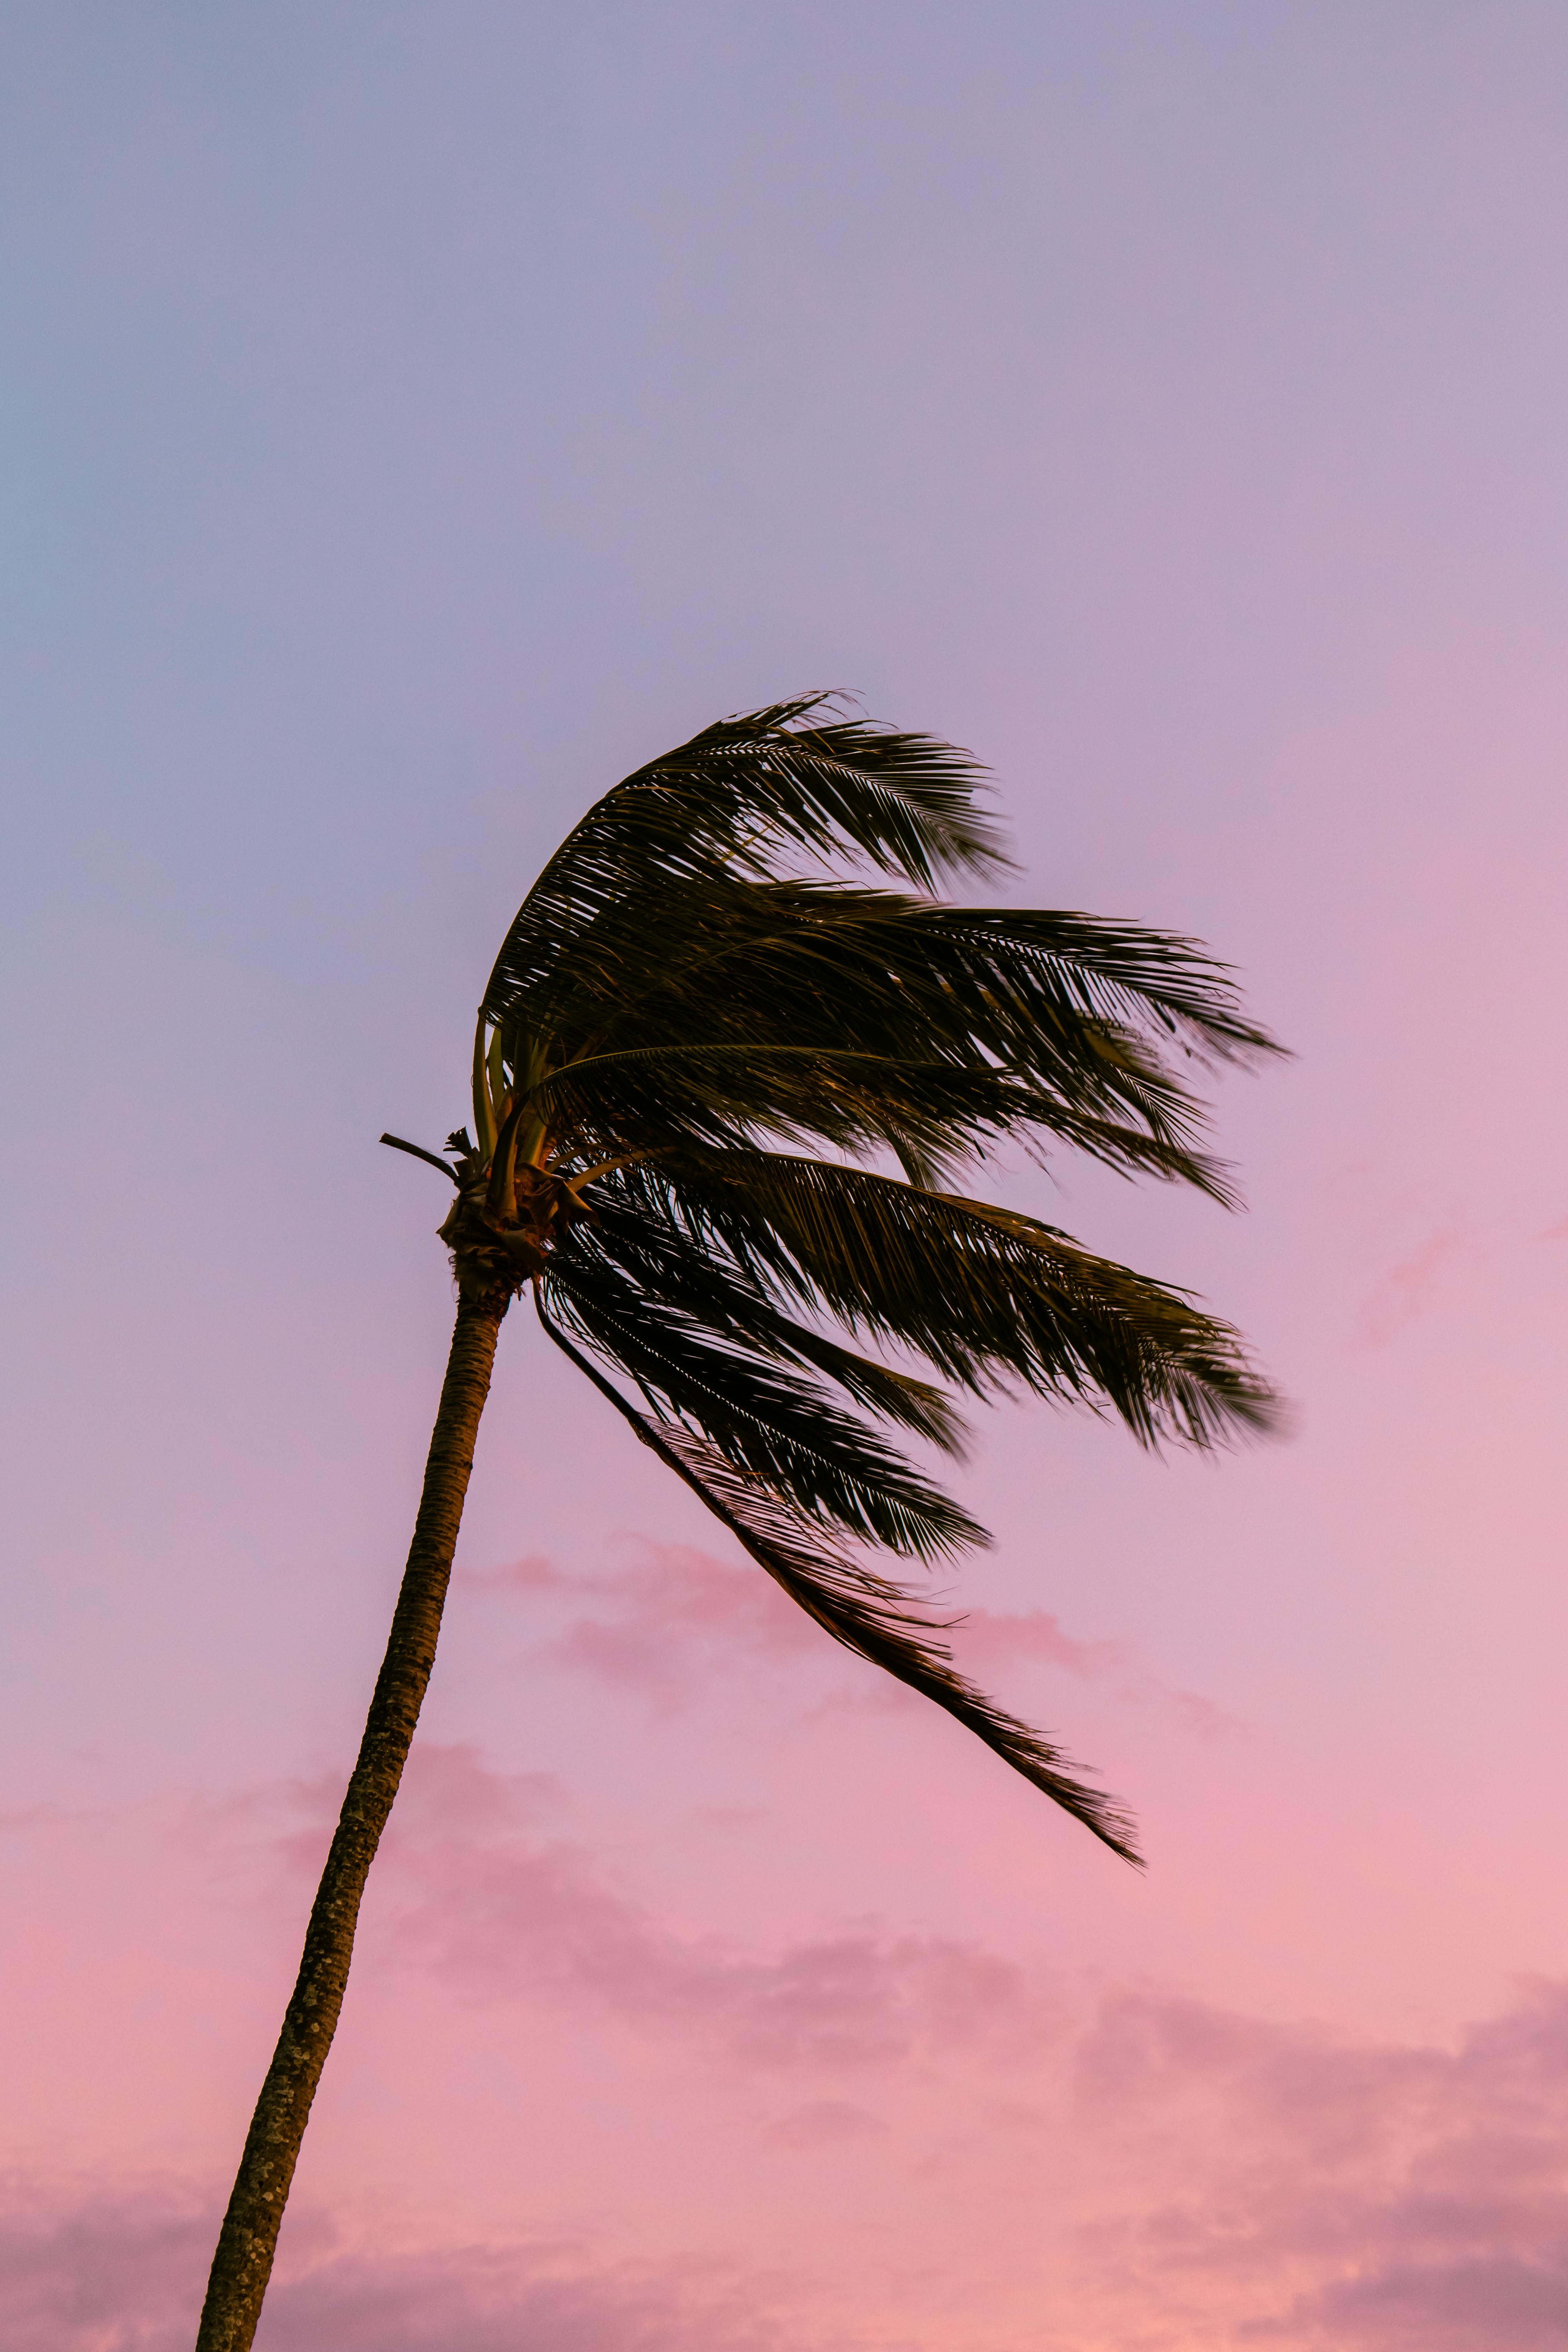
<box><xmin>194</xmin><ymin>697</ymin><xmax>1280</xmax><ymax>2349</ymax></box>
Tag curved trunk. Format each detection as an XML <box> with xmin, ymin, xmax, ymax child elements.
<box><xmin>194</xmin><ymin>1295</ymin><xmax>506</xmax><ymax>2352</ymax></box>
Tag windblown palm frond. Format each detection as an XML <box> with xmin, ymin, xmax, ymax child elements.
<box><xmin>537</xmin><ymin>1293</ymin><xmax>1140</xmax><ymax>1863</ymax></box>
<box><xmin>437</xmin><ymin>696</ymin><xmax>1285</xmax><ymax>1860</ymax></box>
<box><xmin>594</xmin><ymin>1150</ymin><xmax>1276</xmax><ymax>1447</ymax></box>
<box><xmin>481</xmin><ymin>696</ymin><xmax>1012</xmax><ymax>1028</ymax></box>
<box><xmin>541</xmin><ymin>1240</ymin><xmax>984</xmax><ymax>1561</ymax></box>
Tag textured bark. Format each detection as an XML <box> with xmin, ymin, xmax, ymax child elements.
<box><xmin>194</xmin><ymin>1293</ymin><xmax>506</xmax><ymax>2352</ymax></box>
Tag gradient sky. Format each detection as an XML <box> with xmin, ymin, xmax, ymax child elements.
<box><xmin>4</xmin><ymin>7</ymin><xmax>1568</xmax><ymax>2347</ymax></box>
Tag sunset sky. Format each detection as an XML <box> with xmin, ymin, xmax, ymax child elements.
<box><xmin>4</xmin><ymin>7</ymin><xmax>1568</xmax><ymax>2347</ymax></box>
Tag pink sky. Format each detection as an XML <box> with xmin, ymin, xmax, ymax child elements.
<box><xmin>3</xmin><ymin>7</ymin><xmax>1567</xmax><ymax>2346</ymax></box>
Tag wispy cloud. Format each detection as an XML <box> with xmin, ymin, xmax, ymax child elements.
<box><xmin>1356</xmin><ymin>1227</ymin><xmax>1464</xmax><ymax>1347</ymax></box>
<box><xmin>461</xmin><ymin>1542</ymin><xmax>1231</xmax><ymax>1735</ymax></box>
<box><xmin>946</xmin><ymin>1606</ymin><xmax>1129</xmax><ymax>1678</ymax></box>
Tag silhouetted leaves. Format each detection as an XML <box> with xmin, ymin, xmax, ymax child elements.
<box><xmin>467</xmin><ymin>697</ymin><xmax>1281</xmax><ymax>1852</ymax></box>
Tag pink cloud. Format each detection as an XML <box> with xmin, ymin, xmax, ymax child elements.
<box><xmin>1066</xmin><ymin>1980</ymin><xmax>1568</xmax><ymax>2347</ymax></box>
<box><xmin>367</xmin><ymin>1746</ymin><xmax>1041</xmax><ymax>2072</ymax></box>
<box><xmin>258</xmin><ymin>2240</ymin><xmax>797</xmax><ymax>2352</ymax></box>
<box><xmin>946</xmin><ymin>1606</ymin><xmax>1129</xmax><ymax>1678</ymax></box>
<box><xmin>956</xmin><ymin>1607</ymin><xmax>1241</xmax><ymax>1738</ymax></box>
<box><xmin>463</xmin><ymin>1544</ymin><xmax>823</xmax><ymax>1708</ymax></box>
<box><xmin>1</xmin><ymin>2179</ymin><xmax>216</xmax><ymax>2352</ymax></box>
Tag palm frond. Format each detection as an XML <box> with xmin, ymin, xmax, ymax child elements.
<box><xmin>481</xmin><ymin>697</ymin><xmax>1009</xmax><ymax>1030</ymax></box>
<box><xmin>551</xmin><ymin>1065</ymin><xmax>1231</xmax><ymax>1201</ymax></box>
<box><xmin>561</xmin><ymin>1192</ymin><xmax>970</xmax><ymax>1452</ymax></box>
<box><xmin>527</xmin><ymin>878</ymin><xmax>1278</xmax><ymax>1075</ymax></box>
<box><xmin>540</xmin><ymin>1243</ymin><xmax>984</xmax><ymax>1561</ymax></box>
<box><xmin>535</xmin><ymin>1291</ymin><xmax>1141</xmax><ymax>1864</ymax></box>
<box><xmin>605</xmin><ymin>1149</ymin><xmax>1278</xmax><ymax>1448</ymax></box>
<box><xmin>485</xmin><ymin>871</ymin><xmax>1277</xmax><ymax>1199</ymax></box>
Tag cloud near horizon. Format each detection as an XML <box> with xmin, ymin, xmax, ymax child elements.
<box><xmin>8</xmin><ymin>1943</ymin><xmax>1567</xmax><ymax>2350</ymax></box>
<box><xmin>3</xmin><ymin>2184</ymin><xmax>804</xmax><ymax>2352</ymax></box>
<box><xmin>13</xmin><ymin>1743</ymin><xmax>1565</xmax><ymax>2352</ymax></box>
<box><xmin>18</xmin><ymin>1538</ymin><xmax>1556</xmax><ymax>2352</ymax></box>
<box><xmin>11</xmin><ymin>1539</ymin><xmax>1561</xmax><ymax>2351</ymax></box>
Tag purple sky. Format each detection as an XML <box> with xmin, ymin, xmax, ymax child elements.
<box><xmin>4</xmin><ymin>7</ymin><xmax>1568</xmax><ymax>2346</ymax></box>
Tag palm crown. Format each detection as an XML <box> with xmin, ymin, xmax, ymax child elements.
<box><xmin>202</xmin><ymin>696</ymin><xmax>1282</xmax><ymax>2349</ymax></box>
<box><xmin>406</xmin><ymin>694</ymin><xmax>1280</xmax><ymax>1863</ymax></box>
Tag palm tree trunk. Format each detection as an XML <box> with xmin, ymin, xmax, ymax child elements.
<box><xmin>194</xmin><ymin>1294</ymin><xmax>507</xmax><ymax>2352</ymax></box>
